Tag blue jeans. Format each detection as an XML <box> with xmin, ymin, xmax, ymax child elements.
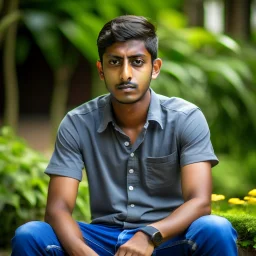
<box><xmin>11</xmin><ymin>215</ymin><xmax>238</xmax><ymax>255</ymax></box>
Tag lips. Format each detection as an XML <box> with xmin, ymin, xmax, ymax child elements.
<box><xmin>117</xmin><ymin>83</ymin><xmax>137</xmax><ymax>90</ymax></box>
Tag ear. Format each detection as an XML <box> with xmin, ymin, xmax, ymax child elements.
<box><xmin>96</xmin><ymin>60</ymin><xmax>104</xmax><ymax>80</ymax></box>
<box><xmin>151</xmin><ymin>58</ymin><xmax>162</xmax><ymax>79</ymax></box>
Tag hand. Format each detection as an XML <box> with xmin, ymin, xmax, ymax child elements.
<box><xmin>115</xmin><ymin>231</ymin><xmax>154</xmax><ymax>256</ymax></box>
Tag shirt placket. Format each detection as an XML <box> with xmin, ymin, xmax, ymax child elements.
<box><xmin>125</xmin><ymin>126</ymin><xmax>147</xmax><ymax>222</ymax></box>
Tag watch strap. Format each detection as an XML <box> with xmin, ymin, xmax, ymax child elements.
<box><xmin>139</xmin><ymin>226</ymin><xmax>163</xmax><ymax>247</ymax></box>
<box><xmin>140</xmin><ymin>226</ymin><xmax>159</xmax><ymax>236</ymax></box>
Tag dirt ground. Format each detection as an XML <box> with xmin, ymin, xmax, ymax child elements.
<box><xmin>0</xmin><ymin>251</ymin><xmax>10</xmax><ymax>256</ymax></box>
<box><xmin>16</xmin><ymin>115</ymin><xmax>52</xmax><ymax>154</ymax></box>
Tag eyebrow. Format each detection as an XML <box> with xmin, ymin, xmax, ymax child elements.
<box><xmin>106</xmin><ymin>54</ymin><xmax>147</xmax><ymax>59</ymax></box>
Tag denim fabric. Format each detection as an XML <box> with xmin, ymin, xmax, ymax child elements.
<box><xmin>11</xmin><ymin>215</ymin><xmax>238</xmax><ymax>256</ymax></box>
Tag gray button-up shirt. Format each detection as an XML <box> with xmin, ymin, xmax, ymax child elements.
<box><xmin>45</xmin><ymin>89</ymin><xmax>218</xmax><ymax>228</ymax></box>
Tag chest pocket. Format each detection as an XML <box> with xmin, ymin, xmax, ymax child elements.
<box><xmin>146</xmin><ymin>151</ymin><xmax>179</xmax><ymax>192</ymax></box>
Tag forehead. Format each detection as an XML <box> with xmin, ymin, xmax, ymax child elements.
<box><xmin>104</xmin><ymin>40</ymin><xmax>150</xmax><ymax>58</ymax></box>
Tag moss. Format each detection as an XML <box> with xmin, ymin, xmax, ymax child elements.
<box><xmin>213</xmin><ymin>210</ymin><xmax>256</xmax><ymax>250</ymax></box>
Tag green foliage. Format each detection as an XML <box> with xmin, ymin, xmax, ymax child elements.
<box><xmin>214</xmin><ymin>210</ymin><xmax>256</xmax><ymax>250</ymax></box>
<box><xmin>212</xmin><ymin>155</ymin><xmax>255</xmax><ymax>198</ymax></box>
<box><xmin>151</xmin><ymin>9</ymin><xmax>256</xmax><ymax>157</ymax></box>
<box><xmin>0</xmin><ymin>10</ymin><xmax>22</xmax><ymax>34</ymax></box>
<box><xmin>73</xmin><ymin>175</ymin><xmax>91</xmax><ymax>222</ymax></box>
<box><xmin>0</xmin><ymin>126</ymin><xmax>49</xmax><ymax>248</ymax></box>
<box><xmin>3</xmin><ymin>0</ymin><xmax>256</xmax><ymax>249</ymax></box>
<box><xmin>16</xmin><ymin>1</ymin><xmax>256</xmax><ymax>156</ymax></box>
<box><xmin>0</xmin><ymin>126</ymin><xmax>91</xmax><ymax>248</ymax></box>
<box><xmin>19</xmin><ymin>1</ymin><xmax>256</xmax><ymax>158</ymax></box>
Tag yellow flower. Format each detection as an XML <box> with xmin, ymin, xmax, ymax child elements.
<box><xmin>211</xmin><ymin>194</ymin><xmax>225</xmax><ymax>202</ymax></box>
<box><xmin>248</xmin><ymin>197</ymin><xmax>256</xmax><ymax>205</ymax></box>
<box><xmin>244</xmin><ymin>196</ymin><xmax>251</xmax><ymax>200</ymax></box>
<box><xmin>228</xmin><ymin>198</ymin><xmax>245</xmax><ymax>205</ymax></box>
<box><xmin>248</xmin><ymin>189</ymin><xmax>256</xmax><ymax>197</ymax></box>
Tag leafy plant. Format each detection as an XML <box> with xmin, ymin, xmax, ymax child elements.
<box><xmin>0</xmin><ymin>126</ymin><xmax>91</xmax><ymax>248</ymax></box>
<box><xmin>73</xmin><ymin>175</ymin><xmax>91</xmax><ymax>222</ymax></box>
<box><xmin>0</xmin><ymin>126</ymin><xmax>49</xmax><ymax>248</ymax></box>
<box><xmin>151</xmin><ymin>9</ymin><xmax>256</xmax><ymax>157</ymax></box>
<box><xmin>212</xmin><ymin>189</ymin><xmax>256</xmax><ymax>251</ymax></box>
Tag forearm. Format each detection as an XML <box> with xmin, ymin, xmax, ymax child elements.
<box><xmin>45</xmin><ymin>210</ymin><xmax>96</xmax><ymax>256</ymax></box>
<box><xmin>150</xmin><ymin>198</ymin><xmax>211</xmax><ymax>241</ymax></box>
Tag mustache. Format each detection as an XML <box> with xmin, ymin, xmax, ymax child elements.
<box><xmin>116</xmin><ymin>81</ymin><xmax>138</xmax><ymax>88</ymax></box>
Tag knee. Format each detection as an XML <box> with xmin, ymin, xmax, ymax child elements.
<box><xmin>12</xmin><ymin>221</ymin><xmax>46</xmax><ymax>245</ymax></box>
<box><xmin>194</xmin><ymin>215</ymin><xmax>237</xmax><ymax>239</ymax></box>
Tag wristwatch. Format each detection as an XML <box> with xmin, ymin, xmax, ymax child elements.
<box><xmin>139</xmin><ymin>226</ymin><xmax>163</xmax><ymax>247</ymax></box>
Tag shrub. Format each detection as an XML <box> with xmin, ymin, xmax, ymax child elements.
<box><xmin>0</xmin><ymin>126</ymin><xmax>91</xmax><ymax>248</ymax></box>
<box><xmin>0</xmin><ymin>126</ymin><xmax>49</xmax><ymax>248</ymax></box>
<box><xmin>214</xmin><ymin>210</ymin><xmax>256</xmax><ymax>251</ymax></box>
<box><xmin>212</xmin><ymin>190</ymin><xmax>256</xmax><ymax>251</ymax></box>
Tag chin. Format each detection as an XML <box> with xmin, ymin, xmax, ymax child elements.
<box><xmin>115</xmin><ymin>98</ymin><xmax>139</xmax><ymax>104</ymax></box>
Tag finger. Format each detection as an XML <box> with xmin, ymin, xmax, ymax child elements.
<box><xmin>114</xmin><ymin>249</ymin><xmax>126</xmax><ymax>256</ymax></box>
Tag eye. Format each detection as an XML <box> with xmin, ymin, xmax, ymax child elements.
<box><xmin>132</xmin><ymin>59</ymin><xmax>144</xmax><ymax>67</ymax></box>
<box><xmin>109</xmin><ymin>59</ymin><xmax>120</xmax><ymax>65</ymax></box>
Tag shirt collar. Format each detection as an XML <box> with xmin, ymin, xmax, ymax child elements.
<box><xmin>97</xmin><ymin>88</ymin><xmax>163</xmax><ymax>133</ymax></box>
<box><xmin>97</xmin><ymin>94</ymin><xmax>113</xmax><ymax>133</ymax></box>
<box><xmin>147</xmin><ymin>89</ymin><xmax>163</xmax><ymax>129</ymax></box>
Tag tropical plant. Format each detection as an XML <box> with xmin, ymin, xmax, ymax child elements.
<box><xmin>0</xmin><ymin>126</ymin><xmax>48</xmax><ymax>247</ymax></box>
<box><xmin>0</xmin><ymin>126</ymin><xmax>90</xmax><ymax>248</ymax></box>
<box><xmin>0</xmin><ymin>0</ymin><xmax>21</xmax><ymax>131</ymax></box>
<box><xmin>150</xmin><ymin>9</ymin><xmax>256</xmax><ymax>157</ymax></box>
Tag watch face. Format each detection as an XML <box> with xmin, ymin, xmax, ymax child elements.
<box><xmin>153</xmin><ymin>231</ymin><xmax>163</xmax><ymax>246</ymax></box>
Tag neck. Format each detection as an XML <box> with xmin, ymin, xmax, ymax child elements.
<box><xmin>111</xmin><ymin>90</ymin><xmax>151</xmax><ymax>129</ymax></box>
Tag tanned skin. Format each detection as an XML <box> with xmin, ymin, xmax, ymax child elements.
<box><xmin>45</xmin><ymin>39</ymin><xmax>212</xmax><ymax>256</ymax></box>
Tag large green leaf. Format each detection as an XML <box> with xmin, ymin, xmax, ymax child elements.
<box><xmin>0</xmin><ymin>193</ymin><xmax>20</xmax><ymax>210</ymax></box>
<box><xmin>161</xmin><ymin>60</ymin><xmax>192</xmax><ymax>86</ymax></box>
<box><xmin>59</xmin><ymin>20</ymin><xmax>98</xmax><ymax>62</ymax></box>
<box><xmin>216</xmin><ymin>35</ymin><xmax>241</xmax><ymax>54</ymax></box>
<box><xmin>23</xmin><ymin>10</ymin><xmax>63</xmax><ymax>70</ymax></box>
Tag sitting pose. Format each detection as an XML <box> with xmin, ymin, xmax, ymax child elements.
<box><xmin>12</xmin><ymin>15</ymin><xmax>238</xmax><ymax>256</ymax></box>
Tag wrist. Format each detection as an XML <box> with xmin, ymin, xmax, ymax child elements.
<box><xmin>68</xmin><ymin>240</ymin><xmax>92</xmax><ymax>256</ymax></box>
<box><xmin>136</xmin><ymin>231</ymin><xmax>154</xmax><ymax>246</ymax></box>
<box><xmin>139</xmin><ymin>226</ymin><xmax>163</xmax><ymax>248</ymax></box>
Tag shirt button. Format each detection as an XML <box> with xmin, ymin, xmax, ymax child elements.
<box><xmin>130</xmin><ymin>204</ymin><xmax>135</xmax><ymax>207</ymax></box>
<box><xmin>129</xmin><ymin>169</ymin><xmax>134</xmax><ymax>174</ymax></box>
<box><xmin>124</xmin><ymin>141</ymin><xmax>130</xmax><ymax>146</ymax></box>
<box><xmin>129</xmin><ymin>185</ymin><xmax>134</xmax><ymax>191</ymax></box>
<box><xmin>130</xmin><ymin>152</ymin><xmax>134</xmax><ymax>157</ymax></box>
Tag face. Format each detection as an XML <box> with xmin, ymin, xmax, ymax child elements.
<box><xmin>97</xmin><ymin>40</ymin><xmax>162</xmax><ymax>105</ymax></box>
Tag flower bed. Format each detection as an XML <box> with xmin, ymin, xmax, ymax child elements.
<box><xmin>212</xmin><ymin>189</ymin><xmax>256</xmax><ymax>253</ymax></box>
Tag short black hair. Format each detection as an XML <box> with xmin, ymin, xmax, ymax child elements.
<box><xmin>97</xmin><ymin>15</ymin><xmax>158</xmax><ymax>63</ymax></box>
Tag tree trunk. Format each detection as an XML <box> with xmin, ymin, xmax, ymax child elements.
<box><xmin>3</xmin><ymin>0</ymin><xmax>19</xmax><ymax>131</ymax></box>
<box><xmin>0</xmin><ymin>11</ymin><xmax>21</xmax><ymax>48</ymax></box>
<box><xmin>224</xmin><ymin>0</ymin><xmax>251</xmax><ymax>40</ymax></box>
<box><xmin>50</xmin><ymin>65</ymin><xmax>74</xmax><ymax>144</ymax></box>
<box><xmin>183</xmin><ymin>0</ymin><xmax>204</xmax><ymax>27</ymax></box>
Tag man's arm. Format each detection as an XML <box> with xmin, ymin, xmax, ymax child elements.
<box><xmin>115</xmin><ymin>161</ymin><xmax>212</xmax><ymax>256</ymax></box>
<box><xmin>45</xmin><ymin>175</ymin><xmax>98</xmax><ymax>256</ymax></box>
<box><xmin>149</xmin><ymin>161</ymin><xmax>212</xmax><ymax>239</ymax></box>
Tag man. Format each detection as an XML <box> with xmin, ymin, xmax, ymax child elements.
<box><xmin>12</xmin><ymin>15</ymin><xmax>238</xmax><ymax>255</ymax></box>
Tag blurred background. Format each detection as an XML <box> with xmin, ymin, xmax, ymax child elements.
<box><xmin>0</xmin><ymin>0</ymin><xmax>256</xmax><ymax>251</ymax></box>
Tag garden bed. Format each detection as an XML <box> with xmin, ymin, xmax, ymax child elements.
<box><xmin>238</xmin><ymin>247</ymin><xmax>256</xmax><ymax>256</ymax></box>
<box><xmin>214</xmin><ymin>210</ymin><xmax>256</xmax><ymax>254</ymax></box>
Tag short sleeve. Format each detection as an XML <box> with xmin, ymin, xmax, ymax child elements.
<box><xmin>44</xmin><ymin>114</ymin><xmax>84</xmax><ymax>181</ymax></box>
<box><xmin>178</xmin><ymin>108</ymin><xmax>219</xmax><ymax>167</ymax></box>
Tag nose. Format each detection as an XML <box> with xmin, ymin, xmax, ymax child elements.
<box><xmin>120</xmin><ymin>60</ymin><xmax>132</xmax><ymax>82</ymax></box>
